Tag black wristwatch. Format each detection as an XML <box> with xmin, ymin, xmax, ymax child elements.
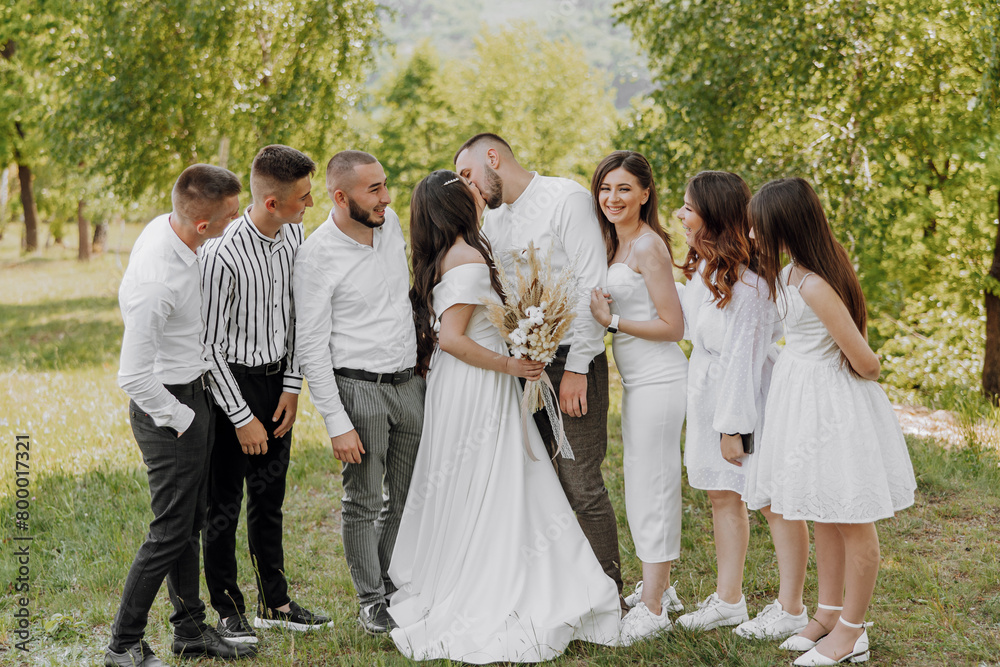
<box><xmin>607</xmin><ymin>314</ymin><xmax>620</xmax><ymax>334</ymax></box>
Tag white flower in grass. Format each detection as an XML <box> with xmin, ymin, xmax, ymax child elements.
<box><xmin>510</xmin><ymin>328</ymin><xmax>528</xmax><ymax>346</ymax></box>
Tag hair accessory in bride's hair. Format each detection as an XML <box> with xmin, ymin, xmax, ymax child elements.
<box><xmin>442</xmin><ymin>177</ymin><xmax>461</xmax><ymax>186</ymax></box>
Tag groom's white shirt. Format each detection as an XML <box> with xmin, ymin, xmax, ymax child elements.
<box><xmin>481</xmin><ymin>172</ymin><xmax>608</xmax><ymax>375</ymax></box>
<box><xmin>293</xmin><ymin>207</ymin><xmax>416</xmax><ymax>438</ymax></box>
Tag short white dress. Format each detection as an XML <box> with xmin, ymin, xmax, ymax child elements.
<box><xmin>681</xmin><ymin>262</ymin><xmax>782</xmax><ymax>493</ymax></box>
<box><xmin>607</xmin><ymin>252</ymin><xmax>688</xmax><ymax>564</ymax></box>
<box><xmin>743</xmin><ymin>266</ymin><xmax>917</xmax><ymax>521</ymax></box>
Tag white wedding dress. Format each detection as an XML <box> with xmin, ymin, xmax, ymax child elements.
<box><xmin>388</xmin><ymin>263</ymin><xmax>621</xmax><ymax>664</ymax></box>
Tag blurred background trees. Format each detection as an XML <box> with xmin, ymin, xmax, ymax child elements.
<box><xmin>1</xmin><ymin>0</ymin><xmax>997</xmax><ymax>408</ymax></box>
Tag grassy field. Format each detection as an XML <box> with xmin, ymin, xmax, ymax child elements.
<box><xmin>1</xmin><ymin>228</ymin><xmax>999</xmax><ymax>666</ymax></box>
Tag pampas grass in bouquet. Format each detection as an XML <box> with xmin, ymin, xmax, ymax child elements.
<box><xmin>483</xmin><ymin>241</ymin><xmax>578</xmax><ymax>415</ymax></box>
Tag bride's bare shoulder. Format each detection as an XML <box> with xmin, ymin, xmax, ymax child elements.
<box><xmin>441</xmin><ymin>240</ymin><xmax>487</xmax><ymax>273</ymax></box>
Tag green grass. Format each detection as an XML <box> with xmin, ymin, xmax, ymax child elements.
<box><xmin>1</xmin><ymin>237</ymin><xmax>999</xmax><ymax>665</ymax></box>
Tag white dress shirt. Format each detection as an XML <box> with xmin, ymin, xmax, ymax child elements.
<box><xmin>118</xmin><ymin>214</ymin><xmax>211</xmax><ymax>432</ymax></box>
<box><xmin>201</xmin><ymin>209</ymin><xmax>304</xmax><ymax>427</ymax></box>
<box><xmin>482</xmin><ymin>172</ymin><xmax>608</xmax><ymax>374</ymax></box>
<box><xmin>293</xmin><ymin>208</ymin><xmax>417</xmax><ymax>438</ymax></box>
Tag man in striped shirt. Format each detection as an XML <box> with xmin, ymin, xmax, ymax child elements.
<box><xmin>201</xmin><ymin>145</ymin><xmax>329</xmax><ymax>643</ymax></box>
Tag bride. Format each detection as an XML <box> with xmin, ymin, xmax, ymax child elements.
<box><xmin>387</xmin><ymin>170</ymin><xmax>621</xmax><ymax>663</ymax></box>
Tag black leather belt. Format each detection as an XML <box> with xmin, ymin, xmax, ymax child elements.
<box><xmin>230</xmin><ymin>360</ymin><xmax>285</xmax><ymax>376</ymax></box>
<box><xmin>334</xmin><ymin>367</ymin><xmax>414</xmax><ymax>385</ymax></box>
<box><xmin>164</xmin><ymin>372</ymin><xmax>209</xmax><ymax>397</ymax></box>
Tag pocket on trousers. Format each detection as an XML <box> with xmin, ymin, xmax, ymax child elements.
<box><xmin>130</xmin><ymin>407</ymin><xmax>178</xmax><ymax>438</ymax></box>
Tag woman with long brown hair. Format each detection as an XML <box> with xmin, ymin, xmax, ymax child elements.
<box><xmin>746</xmin><ymin>178</ymin><xmax>915</xmax><ymax>665</ymax></box>
<box><xmin>388</xmin><ymin>170</ymin><xmax>621</xmax><ymax>662</ymax></box>
<box><xmin>587</xmin><ymin>150</ymin><xmax>687</xmax><ymax>645</ymax></box>
<box><xmin>670</xmin><ymin>171</ymin><xmax>794</xmax><ymax>635</ymax></box>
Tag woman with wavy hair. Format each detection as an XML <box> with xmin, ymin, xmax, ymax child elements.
<box><xmin>588</xmin><ymin>150</ymin><xmax>687</xmax><ymax>645</ymax></box>
<box><xmin>671</xmin><ymin>172</ymin><xmax>804</xmax><ymax>638</ymax></box>
<box><xmin>388</xmin><ymin>170</ymin><xmax>620</xmax><ymax>663</ymax></box>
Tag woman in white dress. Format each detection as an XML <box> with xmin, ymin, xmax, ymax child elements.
<box><xmin>747</xmin><ymin>178</ymin><xmax>916</xmax><ymax>665</ymax></box>
<box><xmin>388</xmin><ymin>170</ymin><xmax>621</xmax><ymax>663</ymax></box>
<box><xmin>672</xmin><ymin>172</ymin><xmax>811</xmax><ymax>638</ymax></box>
<box><xmin>586</xmin><ymin>151</ymin><xmax>687</xmax><ymax>645</ymax></box>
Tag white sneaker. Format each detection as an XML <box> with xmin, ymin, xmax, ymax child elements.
<box><xmin>618</xmin><ymin>601</ymin><xmax>673</xmax><ymax>646</ymax></box>
<box><xmin>623</xmin><ymin>581</ymin><xmax>685</xmax><ymax>613</ymax></box>
<box><xmin>733</xmin><ymin>599</ymin><xmax>809</xmax><ymax>640</ymax></box>
<box><xmin>675</xmin><ymin>592</ymin><xmax>749</xmax><ymax>631</ymax></box>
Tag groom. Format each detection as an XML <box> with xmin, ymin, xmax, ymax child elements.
<box><xmin>293</xmin><ymin>150</ymin><xmax>425</xmax><ymax>634</ymax></box>
<box><xmin>454</xmin><ymin>133</ymin><xmax>624</xmax><ymax>602</ymax></box>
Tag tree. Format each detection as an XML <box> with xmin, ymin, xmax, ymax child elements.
<box><xmin>0</xmin><ymin>3</ymin><xmax>55</xmax><ymax>251</ymax></box>
<box><xmin>617</xmin><ymin>0</ymin><xmax>1000</xmax><ymax>403</ymax></box>
<box><xmin>48</xmin><ymin>0</ymin><xmax>383</xmax><ymax>202</ymax></box>
<box><xmin>375</xmin><ymin>43</ymin><xmax>460</xmax><ymax>208</ymax></box>
<box><xmin>373</xmin><ymin>27</ymin><xmax>619</xmax><ymax>224</ymax></box>
<box><xmin>451</xmin><ymin>25</ymin><xmax>618</xmax><ymax>183</ymax></box>
<box><xmin>976</xmin><ymin>0</ymin><xmax>1000</xmax><ymax>401</ymax></box>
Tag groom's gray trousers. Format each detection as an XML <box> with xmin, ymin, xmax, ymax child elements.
<box><xmin>335</xmin><ymin>372</ymin><xmax>425</xmax><ymax>607</ymax></box>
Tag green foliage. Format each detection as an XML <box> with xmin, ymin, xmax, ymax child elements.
<box><xmin>372</xmin><ymin>27</ymin><xmax>619</xmax><ymax>222</ymax></box>
<box><xmin>42</xmin><ymin>613</ymin><xmax>88</xmax><ymax>641</ymax></box>
<box><xmin>617</xmin><ymin>0</ymin><xmax>1000</xmax><ymax>404</ymax></box>
<box><xmin>381</xmin><ymin>0</ymin><xmax>651</xmax><ymax>108</ymax></box>
<box><xmin>47</xmin><ymin>0</ymin><xmax>383</xmax><ymax>201</ymax></box>
<box><xmin>879</xmin><ymin>293</ymin><xmax>986</xmax><ymax>406</ymax></box>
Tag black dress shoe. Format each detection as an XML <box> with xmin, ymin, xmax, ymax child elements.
<box><xmin>104</xmin><ymin>641</ymin><xmax>165</xmax><ymax>666</ymax></box>
<box><xmin>172</xmin><ymin>625</ymin><xmax>257</xmax><ymax>659</ymax></box>
<box><xmin>358</xmin><ymin>602</ymin><xmax>397</xmax><ymax>634</ymax></box>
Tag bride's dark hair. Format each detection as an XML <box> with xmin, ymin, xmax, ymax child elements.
<box><xmin>410</xmin><ymin>170</ymin><xmax>503</xmax><ymax>376</ymax></box>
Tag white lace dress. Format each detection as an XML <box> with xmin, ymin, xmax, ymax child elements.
<box><xmin>742</xmin><ymin>266</ymin><xmax>916</xmax><ymax>521</ymax></box>
<box><xmin>681</xmin><ymin>262</ymin><xmax>782</xmax><ymax>493</ymax></box>
<box><xmin>388</xmin><ymin>263</ymin><xmax>621</xmax><ymax>663</ymax></box>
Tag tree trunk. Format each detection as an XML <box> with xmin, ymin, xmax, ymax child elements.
<box><xmin>92</xmin><ymin>221</ymin><xmax>108</xmax><ymax>253</ymax></box>
<box><xmin>77</xmin><ymin>198</ymin><xmax>91</xmax><ymax>261</ymax></box>
<box><xmin>983</xmin><ymin>188</ymin><xmax>1000</xmax><ymax>403</ymax></box>
<box><xmin>218</xmin><ymin>136</ymin><xmax>230</xmax><ymax>170</ymax></box>
<box><xmin>16</xmin><ymin>163</ymin><xmax>39</xmax><ymax>252</ymax></box>
<box><xmin>0</xmin><ymin>167</ymin><xmax>8</xmax><ymax>241</ymax></box>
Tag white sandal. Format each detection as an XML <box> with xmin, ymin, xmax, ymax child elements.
<box><xmin>779</xmin><ymin>603</ymin><xmax>842</xmax><ymax>651</ymax></box>
<box><xmin>792</xmin><ymin>616</ymin><xmax>873</xmax><ymax>666</ymax></box>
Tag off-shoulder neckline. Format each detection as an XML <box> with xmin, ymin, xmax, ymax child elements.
<box><xmin>437</xmin><ymin>261</ymin><xmax>489</xmax><ymax>283</ymax></box>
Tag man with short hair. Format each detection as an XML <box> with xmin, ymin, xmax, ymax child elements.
<box><xmin>107</xmin><ymin>164</ymin><xmax>255</xmax><ymax>666</ymax></box>
<box><xmin>454</xmin><ymin>133</ymin><xmax>625</xmax><ymax>603</ymax></box>
<box><xmin>293</xmin><ymin>150</ymin><xmax>424</xmax><ymax>634</ymax></box>
<box><xmin>201</xmin><ymin>145</ymin><xmax>331</xmax><ymax>643</ymax></box>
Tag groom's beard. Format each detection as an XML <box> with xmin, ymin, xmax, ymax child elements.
<box><xmin>483</xmin><ymin>166</ymin><xmax>504</xmax><ymax>210</ymax></box>
<box><xmin>347</xmin><ymin>195</ymin><xmax>385</xmax><ymax>229</ymax></box>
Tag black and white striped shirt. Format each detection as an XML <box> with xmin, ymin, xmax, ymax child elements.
<box><xmin>201</xmin><ymin>208</ymin><xmax>304</xmax><ymax>427</ymax></box>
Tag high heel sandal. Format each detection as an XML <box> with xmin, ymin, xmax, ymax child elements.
<box><xmin>792</xmin><ymin>617</ymin><xmax>873</xmax><ymax>666</ymax></box>
<box><xmin>779</xmin><ymin>603</ymin><xmax>842</xmax><ymax>651</ymax></box>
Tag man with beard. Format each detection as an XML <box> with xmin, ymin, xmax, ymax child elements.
<box><xmin>293</xmin><ymin>150</ymin><xmax>424</xmax><ymax>634</ymax></box>
<box><xmin>454</xmin><ymin>134</ymin><xmax>624</xmax><ymax>607</ymax></box>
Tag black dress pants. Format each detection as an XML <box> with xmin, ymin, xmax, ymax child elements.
<box><xmin>203</xmin><ymin>368</ymin><xmax>291</xmax><ymax>617</ymax></box>
<box><xmin>109</xmin><ymin>377</ymin><xmax>213</xmax><ymax>651</ymax></box>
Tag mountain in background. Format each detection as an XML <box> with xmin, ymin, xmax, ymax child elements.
<box><xmin>377</xmin><ymin>0</ymin><xmax>652</xmax><ymax>108</ymax></box>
